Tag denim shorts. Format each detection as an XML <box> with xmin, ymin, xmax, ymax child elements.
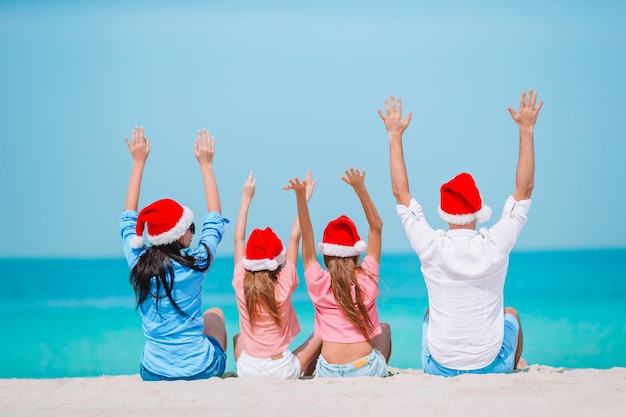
<box><xmin>315</xmin><ymin>348</ymin><xmax>388</xmax><ymax>378</ymax></box>
<box><xmin>140</xmin><ymin>336</ymin><xmax>227</xmax><ymax>381</ymax></box>
<box><xmin>421</xmin><ymin>314</ymin><xmax>519</xmax><ymax>377</ymax></box>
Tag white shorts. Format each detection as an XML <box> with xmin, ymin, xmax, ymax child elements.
<box><xmin>236</xmin><ymin>350</ymin><xmax>301</xmax><ymax>379</ymax></box>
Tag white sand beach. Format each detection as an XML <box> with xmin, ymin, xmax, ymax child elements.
<box><xmin>1</xmin><ymin>365</ymin><xmax>625</xmax><ymax>417</ymax></box>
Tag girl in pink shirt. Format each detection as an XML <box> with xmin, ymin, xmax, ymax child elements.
<box><xmin>232</xmin><ymin>171</ymin><xmax>322</xmax><ymax>379</ymax></box>
<box><xmin>285</xmin><ymin>168</ymin><xmax>392</xmax><ymax>378</ymax></box>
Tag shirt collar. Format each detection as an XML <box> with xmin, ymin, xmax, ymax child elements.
<box><xmin>446</xmin><ymin>229</ymin><xmax>478</xmax><ymax>238</ymax></box>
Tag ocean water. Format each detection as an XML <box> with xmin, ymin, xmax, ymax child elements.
<box><xmin>1</xmin><ymin>249</ymin><xmax>625</xmax><ymax>378</ymax></box>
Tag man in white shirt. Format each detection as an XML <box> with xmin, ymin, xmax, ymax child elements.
<box><xmin>378</xmin><ymin>90</ymin><xmax>543</xmax><ymax>376</ymax></box>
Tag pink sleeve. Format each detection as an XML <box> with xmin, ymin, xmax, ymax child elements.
<box><xmin>304</xmin><ymin>262</ymin><xmax>330</xmax><ymax>302</ymax></box>
<box><xmin>360</xmin><ymin>256</ymin><xmax>380</xmax><ymax>280</ymax></box>
<box><xmin>274</xmin><ymin>262</ymin><xmax>298</xmax><ymax>302</ymax></box>
<box><xmin>232</xmin><ymin>262</ymin><xmax>245</xmax><ymax>287</ymax></box>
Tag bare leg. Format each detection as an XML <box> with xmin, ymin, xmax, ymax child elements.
<box><xmin>233</xmin><ymin>333</ymin><xmax>243</xmax><ymax>361</ymax></box>
<box><xmin>369</xmin><ymin>322</ymin><xmax>392</xmax><ymax>363</ymax></box>
<box><xmin>292</xmin><ymin>334</ymin><xmax>322</xmax><ymax>377</ymax></box>
<box><xmin>504</xmin><ymin>306</ymin><xmax>524</xmax><ymax>369</ymax></box>
<box><xmin>203</xmin><ymin>307</ymin><xmax>227</xmax><ymax>351</ymax></box>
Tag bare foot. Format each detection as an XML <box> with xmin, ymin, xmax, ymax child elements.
<box><xmin>516</xmin><ymin>357</ymin><xmax>529</xmax><ymax>370</ymax></box>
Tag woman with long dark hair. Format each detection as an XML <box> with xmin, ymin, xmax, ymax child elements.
<box><xmin>120</xmin><ymin>126</ymin><xmax>228</xmax><ymax>381</ymax></box>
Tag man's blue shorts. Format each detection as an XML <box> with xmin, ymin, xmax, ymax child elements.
<box><xmin>421</xmin><ymin>313</ymin><xmax>520</xmax><ymax>377</ymax></box>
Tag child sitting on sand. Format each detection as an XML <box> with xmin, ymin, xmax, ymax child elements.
<box><xmin>232</xmin><ymin>171</ymin><xmax>322</xmax><ymax>379</ymax></box>
<box><xmin>285</xmin><ymin>168</ymin><xmax>392</xmax><ymax>378</ymax></box>
<box><xmin>121</xmin><ymin>127</ymin><xmax>228</xmax><ymax>381</ymax></box>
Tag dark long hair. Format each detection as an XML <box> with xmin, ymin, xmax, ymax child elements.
<box><xmin>130</xmin><ymin>241</ymin><xmax>210</xmax><ymax>317</ymax></box>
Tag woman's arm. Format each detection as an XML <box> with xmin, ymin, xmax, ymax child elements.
<box><xmin>194</xmin><ymin>129</ymin><xmax>221</xmax><ymax>213</ymax></box>
<box><xmin>341</xmin><ymin>168</ymin><xmax>382</xmax><ymax>263</ymax></box>
<box><xmin>124</xmin><ymin>126</ymin><xmax>150</xmax><ymax>211</ymax></box>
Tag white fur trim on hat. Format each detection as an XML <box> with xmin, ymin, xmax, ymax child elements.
<box><xmin>318</xmin><ymin>240</ymin><xmax>367</xmax><ymax>257</ymax></box>
<box><xmin>146</xmin><ymin>206</ymin><xmax>194</xmax><ymax>246</ymax></box>
<box><xmin>130</xmin><ymin>235</ymin><xmax>145</xmax><ymax>249</ymax></box>
<box><xmin>241</xmin><ymin>249</ymin><xmax>286</xmax><ymax>272</ymax></box>
<box><xmin>438</xmin><ymin>204</ymin><xmax>492</xmax><ymax>225</ymax></box>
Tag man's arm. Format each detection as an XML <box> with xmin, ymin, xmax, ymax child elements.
<box><xmin>507</xmin><ymin>90</ymin><xmax>543</xmax><ymax>201</ymax></box>
<box><xmin>378</xmin><ymin>96</ymin><xmax>413</xmax><ymax>207</ymax></box>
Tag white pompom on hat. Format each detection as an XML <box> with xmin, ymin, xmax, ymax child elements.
<box><xmin>438</xmin><ymin>172</ymin><xmax>492</xmax><ymax>225</ymax></box>
<box><xmin>130</xmin><ymin>198</ymin><xmax>194</xmax><ymax>248</ymax></box>
<box><xmin>318</xmin><ymin>215</ymin><xmax>367</xmax><ymax>257</ymax></box>
<box><xmin>241</xmin><ymin>227</ymin><xmax>286</xmax><ymax>272</ymax></box>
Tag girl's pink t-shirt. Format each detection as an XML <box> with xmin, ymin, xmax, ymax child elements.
<box><xmin>232</xmin><ymin>262</ymin><xmax>301</xmax><ymax>358</ymax></box>
<box><xmin>304</xmin><ymin>256</ymin><xmax>382</xmax><ymax>343</ymax></box>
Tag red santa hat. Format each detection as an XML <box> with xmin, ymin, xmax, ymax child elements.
<box><xmin>438</xmin><ymin>172</ymin><xmax>492</xmax><ymax>225</ymax></box>
<box><xmin>318</xmin><ymin>215</ymin><xmax>367</xmax><ymax>257</ymax></box>
<box><xmin>241</xmin><ymin>227</ymin><xmax>286</xmax><ymax>272</ymax></box>
<box><xmin>130</xmin><ymin>198</ymin><xmax>194</xmax><ymax>248</ymax></box>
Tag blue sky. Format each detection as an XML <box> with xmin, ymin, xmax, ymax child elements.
<box><xmin>1</xmin><ymin>1</ymin><xmax>625</xmax><ymax>258</ymax></box>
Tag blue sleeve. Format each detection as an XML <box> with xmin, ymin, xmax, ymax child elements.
<box><xmin>186</xmin><ymin>212</ymin><xmax>229</xmax><ymax>269</ymax></box>
<box><xmin>120</xmin><ymin>210</ymin><xmax>146</xmax><ymax>269</ymax></box>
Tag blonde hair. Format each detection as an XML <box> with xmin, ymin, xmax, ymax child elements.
<box><xmin>243</xmin><ymin>267</ymin><xmax>282</xmax><ymax>327</ymax></box>
<box><xmin>324</xmin><ymin>255</ymin><xmax>377</xmax><ymax>339</ymax></box>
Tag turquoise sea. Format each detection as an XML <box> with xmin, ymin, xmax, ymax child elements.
<box><xmin>1</xmin><ymin>249</ymin><xmax>625</xmax><ymax>378</ymax></box>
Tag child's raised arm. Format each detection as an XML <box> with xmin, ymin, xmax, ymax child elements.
<box><xmin>194</xmin><ymin>129</ymin><xmax>221</xmax><ymax>213</ymax></box>
<box><xmin>340</xmin><ymin>167</ymin><xmax>383</xmax><ymax>263</ymax></box>
<box><xmin>285</xmin><ymin>171</ymin><xmax>317</xmax><ymax>266</ymax></box>
<box><xmin>284</xmin><ymin>177</ymin><xmax>315</xmax><ymax>270</ymax></box>
<box><xmin>124</xmin><ymin>126</ymin><xmax>150</xmax><ymax>211</ymax></box>
<box><xmin>234</xmin><ymin>171</ymin><xmax>255</xmax><ymax>266</ymax></box>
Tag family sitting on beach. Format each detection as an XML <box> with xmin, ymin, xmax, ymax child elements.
<box><xmin>120</xmin><ymin>90</ymin><xmax>543</xmax><ymax>381</ymax></box>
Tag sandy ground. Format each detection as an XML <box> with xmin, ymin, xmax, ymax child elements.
<box><xmin>1</xmin><ymin>365</ymin><xmax>625</xmax><ymax>417</ymax></box>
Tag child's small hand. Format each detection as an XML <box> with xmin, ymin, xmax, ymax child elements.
<box><xmin>194</xmin><ymin>129</ymin><xmax>215</xmax><ymax>166</ymax></box>
<box><xmin>125</xmin><ymin>126</ymin><xmax>150</xmax><ymax>163</ymax></box>
<box><xmin>283</xmin><ymin>177</ymin><xmax>307</xmax><ymax>194</ymax></box>
<box><xmin>242</xmin><ymin>171</ymin><xmax>255</xmax><ymax>201</ymax></box>
<box><xmin>340</xmin><ymin>167</ymin><xmax>366</xmax><ymax>189</ymax></box>
<box><xmin>304</xmin><ymin>170</ymin><xmax>317</xmax><ymax>202</ymax></box>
